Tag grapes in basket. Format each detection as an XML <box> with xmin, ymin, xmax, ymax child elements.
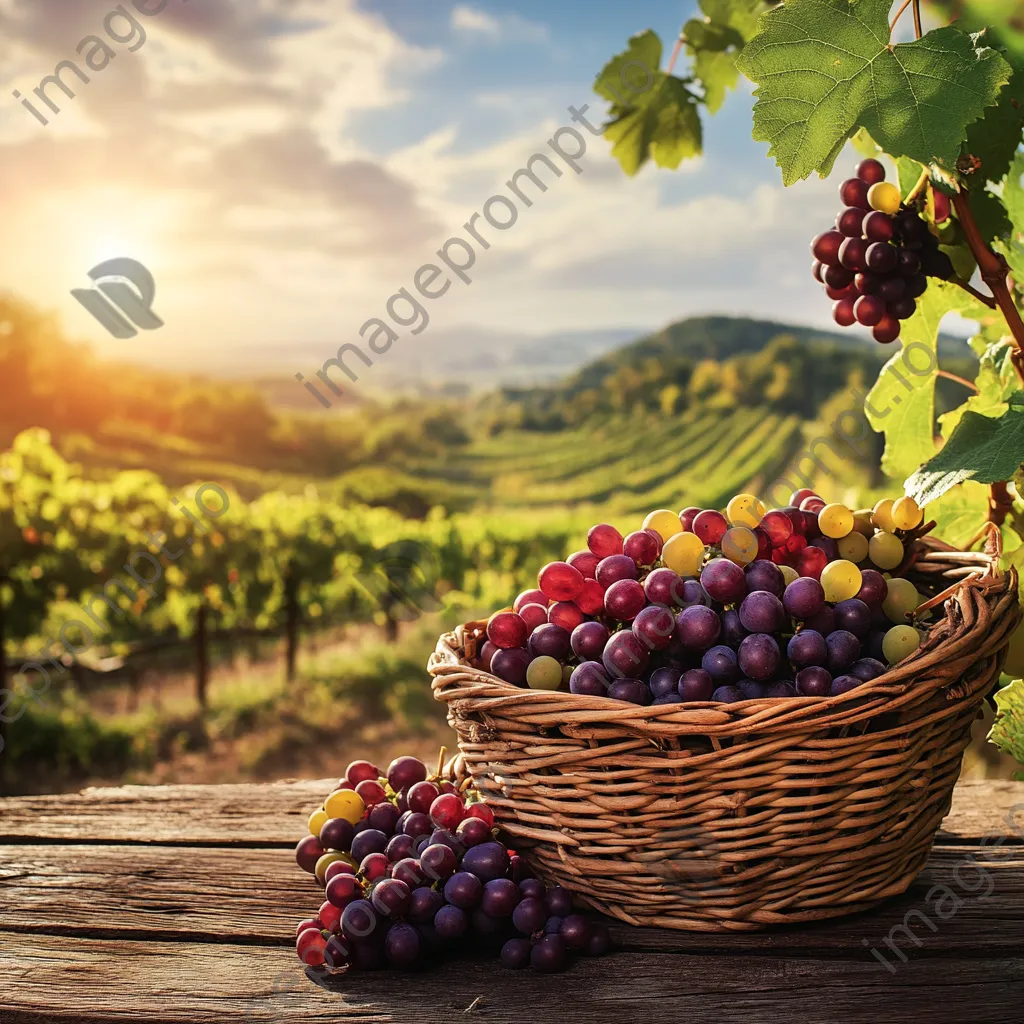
<box><xmin>469</xmin><ymin>489</ymin><xmax>934</xmax><ymax>704</ymax></box>
<box><xmin>294</xmin><ymin>752</ymin><xmax>611</xmax><ymax>972</ymax></box>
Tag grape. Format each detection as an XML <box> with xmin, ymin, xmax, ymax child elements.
<box><xmin>481</xmin><ymin>878</ymin><xmax>520</xmax><ymax>917</ymax></box>
<box><xmin>308</xmin><ymin>808</ymin><xmax>329</xmax><ymax>838</ymax></box>
<box><xmin>719</xmin><ymin>607</ymin><xmax>748</xmax><ymax>646</ymax></box>
<box><xmin>297</xmin><ymin>928</ymin><xmax>328</xmax><ymax>966</ymax></box>
<box><xmin>386</xmin><ymin>756</ymin><xmax>427</xmax><ymax>793</ymax></box>
<box><xmin>512</xmin><ymin>896</ymin><xmax>547</xmax><ymax>934</ymax></box>
<box><xmin>643</xmin><ymin>508</ymin><xmax>684</xmax><ymax>542</ymax></box>
<box><xmin>797</xmin><ymin>545</ymin><xmax>828</xmax><ymax>580</ymax></box>
<box><xmin>834</xmin><ymin>598</ymin><xmax>871</xmax><ymax>638</ymax></box>
<box><xmin>443</xmin><ymin>871</ymin><xmax>483</xmax><ymax>910</ymax></box>
<box><xmin>721</xmin><ymin>526</ymin><xmax>758</xmax><ymax>565</ymax></box>
<box><xmin>883</xmin><ymin>577</ymin><xmax>920</xmax><ymax>623</ymax></box>
<box><xmin>888</xmin><ymin>297</ymin><xmax>916</xmax><ymax>320</ymax></box>
<box><xmin>403</xmin><ymin>813</ymin><xmax>433</xmax><ymax>840</ymax></box>
<box><xmin>607</xmin><ymin>678</ymin><xmax>650</xmax><ymax>704</ymax></box>
<box><xmin>862</xmin><ymin>210</ymin><xmax>894</xmax><ymax>242</ymax></box>
<box><xmin>836</xmin><ymin>206</ymin><xmax>865</xmax><ymax>235</ymax></box>
<box><xmin>501</xmin><ymin>937</ymin><xmax>532</xmax><ymax>969</ymax></box>
<box><xmin>604</xmin><ymin>578</ymin><xmax>647</xmax><ymax>620</ymax></box>
<box><xmin>857</xmin><ymin>569</ymin><xmax>888</xmax><ymax>606</ymax></box>
<box><xmin>623</xmin><ymin>530</ymin><xmax>661</xmax><ymax>566</ymax></box>
<box><xmin>544</xmin><ymin>916</ymin><xmax>564</xmax><ymax>935</ymax></box>
<box><xmin>711</xmin><ymin>684</ymin><xmax>744</xmax><ymax>703</ymax></box>
<box><xmin>486</xmin><ymin>611</ymin><xmax>528</xmax><ymax>650</ymax></box>
<box><xmin>759</xmin><ymin>510</ymin><xmax>793</xmax><ymax>548</ymax></box>
<box><xmin>519</xmin><ymin>878</ymin><xmax>545</xmax><ymax>900</ymax></box>
<box><xmin>857</xmin><ymin>158</ymin><xmax>885</xmax><ymax>184</ymax></box>
<box><xmin>783</xmin><ymin>576</ymin><xmax>825</xmax><ymax>619</ymax></box>
<box><xmin>817</xmin><ymin>503</ymin><xmax>853</xmax><ymax>539</ymax></box>
<box><xmin>644</xmin><ymin>567</ymin><xmax>684</xmax><ymax>606</ymax></box>
<box><xmin>351</xmin><ymin>828</ymin><xmax>387</xmax><ymax>863</ymax></box>
<box><xmin>905</xmin><ymin>272</ymin><xmax>928</xmax><ymax>298</ymax></box>
<box><xmin>456</xmin><ymin>816</ymin><xmax>491</xmax><ymax>848</ymax></box>
<box><xmin>567</xmin><ymin>549</ymin><xmax>600</xmax><ymax>579</ymax></box>
<box><xmin>548</xmin><ymin>601</ymin><xmax>584</xmax><ymax>631</ymax></box>
<box><xmin>490</xmin><ymin>647</ymin><xmax>531</xmax><ymax>685</ymax></box>
<box><xmin>355</xmin><ymin>779</ymin><xmax>387</xmax><ymax>808</ymax></box>
<box><xmin>790</xmin><ymin>488</ymin><xmax>819</xmax><ymax>506</ymax></box>
<box><xmin>878</xmin><ymin>276</ymin><xmax>906</xmax><ymax>301</ymax></box>
<box><xmin>826</xmin><ymin>629</ymin><xmax>861</xmax><ymax>673</ymax></box>
<box><xmin>538</xmin><ymin>561</ymin><xmax>584</xmax><ymax>602</ymax></box>
<box><xmin>428</xmin><ymin>828</ymin><xmax>464</xmax><ymax>856</ymax></box>
<box><xmin>812</xmin><ymin>230</ymin><xmax>844</xmax><ymax>265</ymax></box>
<box><xmin>653</xmin><ymin>692</ymin><xmax>683</xmax><ymax>705</ymax></box>
<box><xmin>737</xmin><ymin>633</ymin><xmax>780</xmax><ymax>680</ymax></box>
<box><xmin>326</xmin><ymin>872</ymin><xmax>363</xmax><ymax>910</ymax></box>
<box><xmin>691</xmin><ymin>509</ymin><xmax>727</xmax><ymax>545</ymax></box>
<box><xmin>892</xmin><ymin>496</ymin><xmax>923</xmax><ymax>530</ymax></box>
<box><xmin>531</xmin><ymin>934</ymin><xmax>568</xmax><ymax>973</ymax></box>
<box><xmin>360</xmin><ymin>853</ymin><xmax>389</xmax><ymax>882</ymax></box>
<box><xmin>765</xmin><ymin>680</ymin><xmax>798</xmax><ymax>697</ymax></box>
<box><xmin>632</xmin><ymin>604</ymin><xmax>677</xmax><ymax>650</ymax></box>
<box><xmin>800</xmin><ymin>495</ymin><xmax>826</xmax><ymax>514</ymax></box>
<box><xmin>854</xmin><ymin>294</ymin><xmax>885</xmax><ymax>326</ymax></box>
<box><xmin>386</xmin><ymin>833</ymin><xmax>416</xmax><ymax>863</ymax></box>
<box><xmin>587</xmin><ymin>523</ymin><xmax>623</xmax><ymax>558</ymax></box>
<box><xmin>528</xmin><ymin>623</ymin><xmax>571</xmax><ymax>660</ymax></box>
<box><xmin>569</xmin><ymin>661</ymin><xmax>610</xmax><ymax>696</ymax></box>
<box><xmin>425</xmin><ymin>795</ymin><xmax>463</xmax><ymax>833</ymax></box>
<box><xmin>576</xmin><ymin>579</ymin><xmax>605</xmax><ymax>614</ymax></box>
<box><xmin>341</xmin><ymin>899</ymin><xmax>379</xmax><ymax>942</ymax></box>
<box><xmin>679</xmin><ymin>506</ymin><xmax>702</xmax><ymax>530</ymax></box>
<box><xmin>319</xmin><ymin>817</ymin><xmax>354</xmax><ymax>853</ymax></box>
<box><xmin>830</xmin><ymin>675</ymin><xmax>864</xmax><ymax>696</ymax></box>
<box><xmin>517</xmin><ymin>603</ymin><xmax>548</xmax><ymax>633</ymax></box>
<box><xmin>837</xmin><ymin>531</ymin><xmax>869</xmax><ymax>563</ymax></box>
<box><xmin>738</xmin><ymin>591</ymin><xmax>785</xmax><ymax>633</ymax></box>
<box><xmin>674</xmin><ymin>667</ymin><xmax>712</xmax><ymax>701</ymax></box>
<box><xmin>868</xmin><ymin>531</ymin><xmax>903</xmax><ymax>570</ymax></box>
<box><xmin>661</xmin><ymin>530</ymin><xmax>707</xmax><ymax>576</ymax></box>
<box><xmin>701</xmin><ymin>557</ymin><xmax>746</xmax><ymax>603</ymax></box>
<box><xmin>865</xmin><ymin>242</ymin><xmax>898</xmax><ymax>273</ymax></box>
<box><xmin>526</xmin><ymin>655</ymin><xmax>563</xmax><ymax>690</ymax></box>
<box><xmin>434</xmin><ymin>904</ymin><xmax>469</xmax><ymax>939</ymax></box>
<box><xmin>677</xmin><ymin>605</ymin><xmax>721</xmax><ymax>650</ymax></box>
<box><xmin>596</xmin><ymin>553</ymin><xmax>638</xmax><ymax>587</ymax></box>
<box><xmin>702</xmin><ymin>644</ymin><xmax>740</xmax><ymax>685</ymax></box>
<box><xmin>571</xmin><ymin>621</ymin><xmax>609</xmax><ymax>660</ymax></box>
<box><xmin>820</xmin><ymin>560</ymin><xmax>862</xmax><ymax>603</ymax></box>
<box><xmin>872</xmin><ymin>314</ymin><xmax>901</xmax><ymax>342</ymax></box>
<box><xmin>478</xmin><ymin>640</ymin><xmax>498</xmax><ymax>670</ymax></box>
<box><xmin>883</xmin><ymin>625</ymin><xmax>922</xmax><ymax>664</ymax></box>
<box><xmin>679</xmin><ymin>578</ymin><xmax>711</xmax><ymax>607</ymax></box>
<box><xmin>602</xmin><ymin>630</ymin><xmax>650</xmax><ymax>678</ymax></box>
<box><xmin>383</xmin><ymin>921</ymin><xmax>421</xmax><ymax>968</ymax></box>
<box><xmin>871</xmin><ymin>499</ymin><xmax>896</xmax><ymax>532</ymax></box>
<box><xmin>649</xmin><ymin>666</ymin><xmax>680</xmax><ymax>698</ymax></box>
<box><xmin>372</xmin><ymin>878</ymin><xmax>412</xmax><ymax>919</ymax></box>
<box><xmin>796</xmin><ymin>666</ymin><xmax>832</xmax><ymax>696</ymax></box>
<box><xmin>787</xmin><ymin>629</ymin><xmax>827</xmax><ymax>668</ymax></box>
<box><xmin>514</xmin><ymin>589</ymin><xmax>547</xmax><ymax>613</ymax></box>
<box><xmin>840</xmin><ymin>177</ymin><xmax>870</xmax><ymax>208</ymax></box>
<box><xmin>323</xmin><ymin>933</ymin><xmax>351</xmax><ymax>968</ymax></box>
<box><xmin>408</xmin><ymin>887</ymin><xmax>444</xmax><ymax>925</ymax></box>
<box><xmin>324</xmin><ymin>860</ymin><xmax>356</xmax><ymax>885</ymax></box>
<box><xmin>779</xmin><ymin>565</ymin><xmax>799</xmax><ymax>586</ymax></box>
<box><xmin>738</xmin><ymin>680</ymin><xmax>768</xmax><ymax>699</ymax></box>
<box><xmin>726</xmin><ymin>493</ymin><xmax>765</xmax><ymax>528</ymax></box>
<box><xmin>850</xmin><ymin>657</ymin><xmax>887</xmax><ymax>682</ymax></box>
<box><xmin>837</xmin><ymin>237</ymin><xmax>866</xmax><ymax>272</ymax></box>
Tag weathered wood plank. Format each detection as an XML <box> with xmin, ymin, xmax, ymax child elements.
<box><xmin>2</xmin><ymin>843</ymin><xmax>1023</xmax><ymax>957</ymax></box>
<box><xmin>1</xmin><ymin>935</ymin><xmax>1021</xmax><ymax>1024</ymax></box>
<box><xmin>1</xmin><ymin>779</ymin><xmax>1022</xmax><ymax>845</ymax></box>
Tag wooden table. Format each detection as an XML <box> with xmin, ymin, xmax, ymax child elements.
<box><xmin>2</xmin><ymin>779</ymin><xmax>1023</xmax><ymax>1023</ymax></box>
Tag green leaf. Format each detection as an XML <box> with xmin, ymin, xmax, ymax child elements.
<box><xmin>736</xmin><ymin>0</ymin><xmax>1012</xmax><ymax>185</ymax></box>
<box><xmin>595</xmin><ymin>32</ymin><xmax>703</xmax><ymax>175</ymax></box>
<box><xmin>896</xmin><ymin>156</ymin><xmax>925</xmax><ymax>200</ymax></box>
<box><xmin>965</xmin><ymin>54</ymin><xmax>1024</xmax><ymax>182</ymax></box>
<box><xmin>927</xmin><ymin>479</ymin><xmax>990</xmax><ymax>548</ymax></box>
<box><xmin>850</xmin><ymin>127</ymin><xmax>881</xmax><ymax>158</ymax></box>
<box><xmin>685</xmin><ymin>0</ymin><xmax>764</xmax><ymax>113</ymax></box>
<box><xmin>940</xmin><ymin>339</ymin><xmax>1018</xmax><ymax>438</ymax></box>
<box><xmin>989</xmin><ymin>678</ymin><xmax>1024</xmax><ymax>771</ymax></box>
<box><xmin>906</xmin><ymin>391</ymin><xmax>1024</xmax><ymax>506</ymax></box>
<box><xmin>1004</xmin><ymin>150</ymin><xmax>1024</xmax><ymax>235</ymax></box>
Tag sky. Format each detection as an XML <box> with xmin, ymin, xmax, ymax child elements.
<box><xmin>0</xmin><ymin>0</ymin><xmax>911</xmax><ymax>382</ymax></box>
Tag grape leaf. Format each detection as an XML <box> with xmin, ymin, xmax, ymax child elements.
<box><xmin>965</xmin><ymin>54</ymin><xmax>1024</xmax><ymax>182</ymax></box>
<box><xmin>896</xmin><ymin>156</ymin><xmax>925</xmax><ymax>200</ymax></box>
<box><xmin>595</xmin><ymin>31</ymin><xmax>703</xmax><ymax>175</ymax></box>
<box><xmin>1005</xmin><ymin>150</ymin><xmax>1024</xmax><ymax>235</ymax></box>
<box><xmin>926</xmin><ymin>479</ymin><xmax>990</xmax><ymax>548</ymax></box>
<box><xmin>850</xmin><ymin>127</ymin><xmax>881</xmax><ymax>158</ymax></box>
<box><xmin>906</xmin><ymin>391</ymin><xmax>1024</xmax><ymax>506</ymax></box>
<box><xmin>989</xmin><ymin>678</ymin><xmax>1024</xmax><ymax>775</ymax></box>
<box><xmin>685</xmin><ymin>0</ymin><xmax>764</xmax><ymax>113</ymax></box>
<box><xmin>940</xmin><ymin>339</ymin><xmax>1018</xmax><ymax>438</ymax></box>
<box><xmin>736</xmin><ymin>0</ymin><xmax>1013</xmax><ymax>185</ymax></box>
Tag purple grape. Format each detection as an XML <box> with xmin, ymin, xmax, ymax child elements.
<box><xmin>744</xmin><ymin>560</ymin><xmax>785</xmax><ymax>597</ymax></box>
<box><xmin>544</xmin><ymin>915</ymin><xmax>564</xmax><ymax>935</ymax></box>
<box><xmin>830</xmin><ymin>674</ymin><xmax>864</xmax><ymax>696</ymax></box>
<box><xmin>569</xmin><ymin>661</ymin><xmax>610</xmax><ymax>696</ymax></box>
<box><xmin>632</xmin><ymin>604</ymin><xmax>677</xmax><ymax>651</ymax></box>
<box><xmin>501</xmin><ymin>937</ymin><xmax>531</xmax><ymax>969</ymax></box>
<box><xmin>679</xmin><ymin>667</ymin><xmax>715</xmax><ymax>701</ymax></box>
<box><xmin>519</xmin><ymin>878</ymin><xmax>545</xmax><ymax>901</ymax></box>
<box><xmin>796</xmin><ymin>666</ymin><xmax>832</xmax><ymax>696</ymax></box>
<box><xmin>434</xmin><ymin>904</ymin><xmax>469</xmax><ymax>939</ymax></box>
<box><xmin>701</xmin><ymin>644</ymin><xmax>740</xmax><ymax>684</ymax></box>
<box><xmin>811</xmin><ymin>536</ymin><xmax>839</xmax><ymax>561</ymax></box>
<box><xmin>512</xmin><ymin>897</ymin><xmax>547</xmax><ymax>934</ymax></box>
<box><xmin>783</xmin><ymin>577</ymin><xmax>825</xmax><ymax>619</ymax></box>
<box><xmin>351</xmin><ymin>939</ymin><xmax>386</xmax><ymax>970</ymax></box>
<box><xmin>320</xmin><ymin>817</ymin><xmax>355</xmax><ymax>852</ymax></box>
<box><xmin>546</xmin><ymin>886</ymin><xmax>573</xmax><ymax>916</ymax></box>
<box><xmin>443</xmin><ymin>871</ymin><xmax>483</xmax><ymax>909</ymax></box>
<box><xmin>531</xmin><ymin>934</ymin><xmax>567</xmax><ymax>973</ymax></box>
<box><xmin>585</xmin><ymin>924</ymin><xmax>612</xmax><ymax>956</ymax></box>
<box><xmin>738</xmin><ymin>680</ymin><xmax>768</xmax><ymax>699</ymax></box>
<box><xmin>644</xmin><ymin>567</ymin><xmax>684</xmax><ymax>606</ymax></box>
<box><xmin>420</xmin><ymin>843</ymin><xmax>458</xmax><ymax>881</ymax></box>
<box><xmin>865</xmin><ymin>630</ymin><xmax>887</xmax><ymax>661</ymax></box>
<box><xmin>350</xmin><ymin>829</ymin><xmax>387</xmax><ymax>863</ymax></box>
<box><xmin>385</xmin><ymin>922</ymin><xmax>421</xmax><ymax>968</ymax></box>
<box><xmin>602</xmin><ymin>630</ymin><xmax>650</xmax><ymax>679</ymax></box>
<box><xmin>653</xmin><ymin>693</ymin><xmax>682</xmax><ymax>704</ymax></box>
<box><xmin>738</xmin><ymin>591</ymin><xmax>785</xmax><ymax>633</ymax></box>
<box><xmin>712</xmin><ymin>684</ymin><xmax>744</xmax><ymax>703</ymax></box>
<box><xmin>371</xmin><ymin>878</ymin><xmax>411</xmax><ymax>918</ymax></box>
<box><xmin>560</xmin><ymin>913</ymin><xmax>590</xmax><ymax>949</ymax></box>
<box><xmin>490</xmin><ymin>647</ymin><xmax>531</xmax><ymax>685</ymax></box>
<box><xmin>324</xmin><ymin>934</ymin><xmax>351</xmax><ymax>968</ymax></box>
<box><xmin>607</xmin><ymin>678</ymin><xmax>650</xmax><ymax>704</ymax></box>
<box><xmin>804</xmin><ymin>605</ymin><xmax>836</xmax><ymax>636</ymax></box>
<box><xmin>826</xmin><ymin>629</ymin><xmax>861</xmax><ymax>673</ymax></box>
<box><xmin>834</xmin><ymin>598</ymin><xmax>871</xmax><ymax>638</ymax></box>
<box><xmin>341</xmin><ymin>899</ymin><xmax>378</xmax><ymax>942</ymax></box>
<box><xmin>462</xmin><ymin>841</ymin><xmax>510</xmax><ymax>882</ymax></box>
<box><xmin>402</xmin><ymin>812</ymin><xmax>433</xmax><ymax>839</ymax></box>
<box><xmin>857</xmin><ymin>570</ymin><xmax>888</xmax><ymax>607</ymax></box>
<box><xmin>787</xmin><ymin>629</ymin><xmax>827</xmax><ymax>668</ymax></box>
<box><xmin>571</xmin><ymin>621</ymin><xmax>609</xmax><ymax>661</ymax></box>
<box><xmin>700</xmin><ymin>558</ymin><xmax>746</xmax><ymax>603</ymax></box>
<box><xmin>408</xmin><ymin>886</ymin><xmax>444</xmax><ymax>924</ymax></box>
<box><xmin>386</xmin><ymin>833</ymin><xmax>416</xmax><ymax>863</ymax></box>
<box><xmin>764</xmin><ymin>680</ymin><xmax>797</xmax><ymax>697</ymax></box>
<box><xmin>595</xmin><ymin>554</ymin><xmax>638</xmax><ymax>588</ymax></box>
<box><xmin>719</xmin><ymin>607</ymin><xmax>748</xmax><ymax>646</ymax></box>
<box><xmin>679</xmin><ymin>578</ymin><xmax>712</xmax><ymax>607</ymax></box>
<box><xmin>737</xmin><ymin>633</ymin><xmax>780</xmax><ymax>681</ymax></box>
<box><xmin>368</xmin><ymin>802</ymin><xmax>401</xmax><ymax>835</ymax></box>
<box><xmin>650</xmin><ymin>665</ymin><xmax>681</xmax><ymax>698</ymax></box>
<box><xmin>677</xmin><ymin>605</ymin><xmax>721</xmax><ymax>651</ymax></box>
<box><xmin>481</xmin><ymin>878</ymin><xmax>520</xmax><ymax>917</ymax></box>
<box><xmin>456</xmin><ymin>817</ymin><xmax>491</xmax><ymax>848</ymax></box>
<box><xmin>850</xmin><ymin>657</ymin><xmax>887</xmax><ymax>682</ymax></box>
<box><xmin>866</xmin><ymin>241</ymin><xmax>898</xmax><ymax>272</ymax></box>
<box><xmin>604</xmin><ymin>578</ymin><xmax>646</xmax><ymax>621</ymax></box>
<box><xmin>529</xmin><ymin>623</ymin><xmax>571</xmax><ymax>660</ymax></box>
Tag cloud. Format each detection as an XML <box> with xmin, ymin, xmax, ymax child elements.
<box><xmin>450</xmin><ymin>5</ymin><xmax>549</xmax><ymax>44</ymax></box>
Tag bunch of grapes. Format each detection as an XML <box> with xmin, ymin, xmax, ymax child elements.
<box><xmin>294</xmin><ymin>754</ymin><xmax>611</xmax><ymax>973</ymax></box>
<box><xmin>811</xmin><ymin>158</ymin><xmax>953</xmax><ymax>344</ymax></box>
<box><xmin>471</xmin><ymin>489</ymin><xmax>931</xmax><ymax>703</ymax></box>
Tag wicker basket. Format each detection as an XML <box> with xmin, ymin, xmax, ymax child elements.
<box><xmin>429</xmin><ymin>537</ymin><xmax>1020</xmax><ymax>931</ymax></box>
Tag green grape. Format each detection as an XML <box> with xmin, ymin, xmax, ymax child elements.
<box><xmin>871</xmin><ymin>499</ymin><xmax>896</xmax><ymax>533</ymax></box>
<box><xmin>818</xmin><ymin>503</ymin><xmax>854</xmax><ymax>539</ymax></box>
<box><xmin>882</xmin><ymin>578</ymin><xmax>920</xmax><ymax>623</ymax></box>
<box><xmin>820</xmin><ymin>559</ymin><xmax>862</xmax><ymax>603</ymax></box>
<box><xmin>779</xmin><ymin>564</ymin><xmax>799</xmax><ymax>586</ymax></box>
<box><xmin>868</xmin><ymin>531</ymin><xmax>903</xmax><ymax>570</ymax></box>
<box><xmin>308</xmin><ymin>808</ymin><xmax>329</xmax><ymax>837</ymax></box>
<box><xmin>883</xmin><ymin>625</ymin><xmax>922</xmax><ymax>665</ymax></box>
<box><xmin>837</xmin><ymin>531</ymin><xmax>868</xmax><ymax>563</ymax></box>
<box><xmin>527</xmin><ymin>655</ymin><xmax>563</xmax><ymax>690</ymax></box>
<box><xmin>891</xmin><ymin>496</ymin><xmax>923</xmax><ymax>531</ymax></box>
<box><xmin>721</xmin><ymin>526</ymin><xmax>757</xmax><ymax>565</ymax></box>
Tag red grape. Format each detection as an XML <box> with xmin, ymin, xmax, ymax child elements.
<box><xmin>836</xmin><ymin>206</ymin><xmax>865</xmax><ymax>236</ymax></box>
<box><xmin>465</xmin><ymin>802</ymin><xmax>495</xmax><ymax>828</ymax></box>
<box><xmin>854</xmin><ymin>294</ymin><xmax>885</xmax><ymax>326</ymax></box>
<box><xmin>825</xmin><ymin>283</ymin><xmax>856</xmax><ymax>301</ymax></box>
<box><xmin>387</xmin><ymin>756</ymin><xmax>427</xmax><ymax>791</ymax></box>
<box><xmin>797</xmin><ymin>545</ymin><xmax>828</xmax><ymax>580</ymax></box>
<box><xmin>486</xmin><ymin>611</ymin><xmax>528</xmax><ymax>649</ymax></box>
<box><xmin>833</xmin><ymin>298</ymin><xmax>855</xmax><ymax>327</ymax></box>
<box><xmin>513</xmin><ymin>588</ymin><xmax>547</xmax><ymax>612</ymax></box>
<box><xmin>296</xmin><ymin>835</ymin><xmax>325</xmax><ymax>874</ymax></box>
<box><xmin>548</xmin><ymin>601</ymin><xmax>584</xmax><ymax>631</ymax></box>
<box><xmin>407</xmin><ymin>780</ymin><xmax>440</xmax><ymax>814</ymax></box>
<box><xmin>699</xmin><ymin>557</ymin><xmax>745</xmax><ymax>603</ymax></box>
<box><xmin>587</xmin><ymin>523</ymin><xmax>623</xmax><ymax>558</ymax></box>
<box><xmin>623</xmin><ymin>529</ymin><xmax>660</xmax><ymax>565</ymax></box>
<box><xmin>862</xmin><ymin>210</ymin><xmax>893</xmax><ymax>242</ymax></box>
<box><xmin>679</xmin><ymin>506</ymin><xmax>702</xmax><ymax>530</ymax></box>
<box><xmin>354</xmin><ymin>779</ymin><xmax>387</xmax><ymax>807</ymax></box>
<box><xmin>359</xmin><ymin>852</ymin><xmax>389</xmax><ymax>882</ymax></box>
<box><xmin>693</xmin><ymin>509</ymin><xmax>728</xmax><ymax>545</ymax></box>
<box><xmin>567</xmin><ymin>549</ymin><xmax>599</xmax><ymax>579</ymax></box>
<box><xmin>346</xmin><ymin>760</ymin><xmax>381</xmax><ymax>786</ymax></box>
<box><xmin>517</xmin><ymin>602</ymin><xmax>548</xmax><ymax>632</ymax></box>
<box><xmin>888</xmin><ymin>296</ymin><xmax>916</xmax><ymax>320</ymax></box>
<box><xmin>538</xmin><ymin>561</ymin><xmax>584</xmax><ymax>601</ymax></box>
<box><xmin>873</xmin><ymin>314</ymin><xmax>901</xmax><ymax>343</ymax></box>
<box><xmin>644</xmin><ymin>566</ymin><xmax>684</xmax><ymax>606</ymax></box>
<box><xmin>824</xmin><ymin>262</ymin><xmax>855</xmax><ymax>287</ymax></box>
<box><xmin>595</xmin><ymin>553</ymin><xmax>638</xmax><ymax>587</ymax></box>
<box><xmin>324</xmin><ymin>860</ymin><xmax>355</xmax><ymax>884</ymax></box>
<box><xmin>326</xmin><ymin>873</ymin><xmax>363</xmax><ymax>909</ymax></box>
<box><xmin>429</xmin><ymin>793</ymin><xmax>465</xmax><ymax>831</ymax></box>
<box><xmin>840</xmin><ymin>177</ymin><xmax>869</xmax><ymax>209</ymax></box>
<box><xmin>837</xmin><ymin>237</ymin><xmax>866</xmax><ymax>271</ymax></box>
<box><xmin>865</xmin><ymin>242</ymin><xmax>897</xmax><ymax>272</ymax></box>
<box><xmin>879</xmin><ymin>276</ymin><xmax>907</xmax><ymax>301</ymax></box>
<box><xmin>897</xmin><ymin>249</ymin><xmax>921</xmax><ymax>277</ymax></box>
<box><xmin>790</xmin><ymin>488</ymin><xmax>818</xmax><ymax>505</ymax></box>
<box><xmin>297</xmin><ymin>928</ymin><xmax>327</xmax><ymax>966</ymax></box>
<box><xmin>604</xmin><ymin>578</ymin><xmax>646</xmax><ymax>621</ymax></box>
<box><xmin>632</xmin><ymin>604</ymin><xmax>676</xmax><ymax>650</ymax></box>
<box><xmin>856</xmin><ymin>158</ymin><xmax>885</xmax><ymax>184</ymax></box>
<box><xmin>575</xmin><ymin>578</ymin><xmax>605</xmax><ymax>614</ymax></box>
<box><xmin>811</xmin><ymin>230</ymin><xmax>844</xmax><ymax>265</ymax></box>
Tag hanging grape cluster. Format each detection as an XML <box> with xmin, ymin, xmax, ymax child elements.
<box><xmin>811</xmin><ymin>159</ymin><xmax>954</xmax><ymax>344</ymax></box>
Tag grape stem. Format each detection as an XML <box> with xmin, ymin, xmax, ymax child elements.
<box><xmin>889</xmin><ymin>0</ymin><xmax>915</xmax><ymax>33</ymax></box>
<box><xmin>988</xmin><ymin>480</ymin><xmax>1015</xmax><ymax>528</ymax></box>
<box><xmin>936</xmin><ymin>369</ymin><xmax>978</xmax><ymax>392</ymax></box>
<box><xmin>667</xmin><ymin>33</ymin><xmax>684</xmax><ymax>75</ymax></box>
<box><xmin>951</xmin><ymin>277</ymin><xmax>997</xmax><ymax>309</ymax></box>
<box><xmin>912</xmin><ymin>0</ymin><xmax>922</xmax><ymax>36</ymax></box>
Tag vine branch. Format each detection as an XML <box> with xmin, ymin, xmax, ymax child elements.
<box><xmin>889</xmin><ymin>0</ymin><xmax>914</xmax><ymax>32</ymax></box>
<box><xmin>936</xmin><ymin>369</ymin><xmax>978</xmax><ymax>392</ymax></box>
<box><xmin>951</xmin><ymin>277</ymin><xmax>998</xmax><ymax>309</ymax></box>
<box><xmin>912</xmin><ymin>0</ymin><xmax>922</xmax><ymax>37</ymax></box>
<box><xmin>667</xmin><ymin>34</ymin><xmax>684</xmax><ymax>75</ymax></box>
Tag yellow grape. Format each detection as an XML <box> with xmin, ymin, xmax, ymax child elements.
<box><xmin>308</xmin><ymin>808</ymin><xmax>329</xmax><ymax>837</ymax></box>
<box><xmin>643</xmin><ymin>508</ymin><xmax>683</xmax><ymax>542</ymax></box>
<box><xmin>726</xmin><ymin>493</ymin><xmax>765</xmax><ymax>528</ymax></box>
<box><xmin>883</xmin><ymin>625</ymin><xmax>922</xmax><ymax>665</ymax></box>
<box><xmin>869</xmin><ymin>531</ymin><xmax>903</xmax><ymax>570</ymax></box>
<box><xmin>324</xmin><ymin>788</ymin><xmax>365</xmax><ymax>824</ymax></box>
<box><xmin>882</xmin><ymin>577</ymin><xmax>920</xmax><ymax>623</ymax></box>
<box><xmin>852</xmin><ymin>510</ymin><xmax>875</xmax><ymax>536</ymax></box>
<box><xmin>868</xmin><ymin>181</ymin><xmax>900</xmax><ymax>214</ymax></box>
<box><xmin>837</xmin><ymin>531</ymin><xmax>869</xmax><ymax>563</ymax></box>
<box><xmin>818</xmin><ymin>503</ymin><xmax>854</xmax><ymax>539</ymax></box>
<box><xmin>721</xmin><ymin>526</ymin><xmax>758</xmax><ymax>565</ymax></box>
<box><xmin>662</xmin><ymin>530</ymin><xmax>706</xmax><ymax>575</ymax></box>
<box><xmin>871</xmin><ymin>499</ymin><xmax>896</xmax><ymax>533</ymax></box>
<box><xmin>891</xmin><ymin>496</ymin><xmax>923</xmax><ymax>530</ymax></box>
<box><xmin>527</xmin><ymin>655</ymin><xmax>563</xmax><ymax>690</ymax></box>
<box><xmin>779</xmin><ymin>564</ymin><xmax>799</xmax><ymax>586</ymax></box>
<box><xmin>315</xmin><ymin>851</ymin><xmax>353</xmax><ymax>885</ymax></box>
<box><xmin>820</xmin><ymin>559</ymin><xmax>862</xmax><ymax>603</ymax></box>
